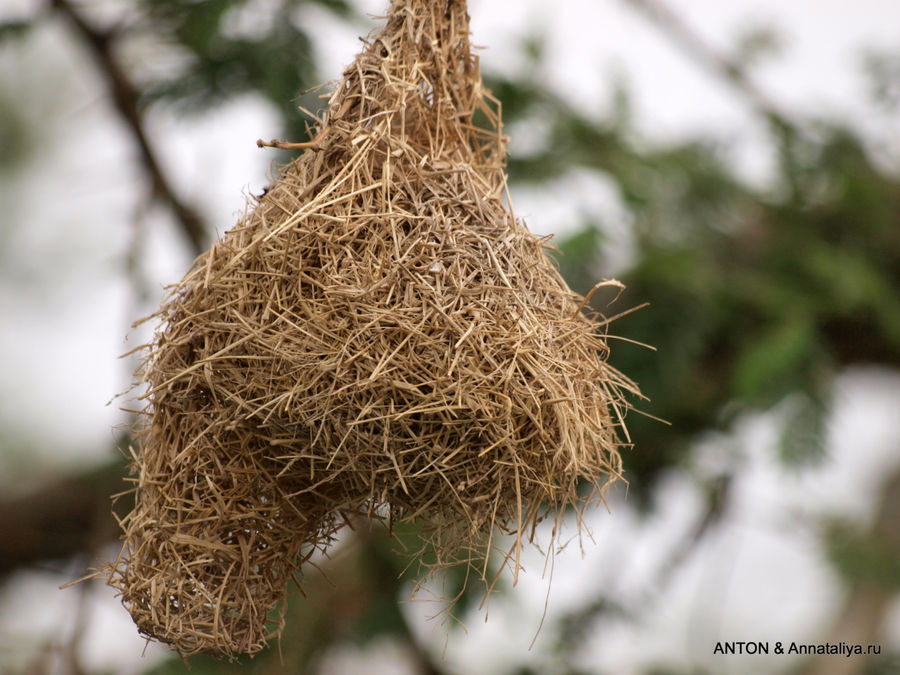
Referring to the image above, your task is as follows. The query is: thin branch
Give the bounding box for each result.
[257,137,324,151]
[0,458,126,577]
[622,0,793,130]
[52,0,207,255]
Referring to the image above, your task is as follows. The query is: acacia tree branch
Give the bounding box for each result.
[0,457,127,577]
[52,0,207,255]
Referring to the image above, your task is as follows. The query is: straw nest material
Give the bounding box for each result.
[106,0,639,658]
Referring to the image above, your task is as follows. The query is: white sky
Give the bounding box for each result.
[0,0,899,672]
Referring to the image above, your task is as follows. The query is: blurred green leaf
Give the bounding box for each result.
[733,23,784,68]
[864,652,900,675]
[824,517,900,590]
[733,318,816,402]
[134,0,360,142]
[0,20,33,43]
[0,93,34,171]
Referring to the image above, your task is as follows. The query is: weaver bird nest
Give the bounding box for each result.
[105,0,640,658]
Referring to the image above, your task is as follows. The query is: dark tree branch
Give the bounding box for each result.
[0,457,127,577]
[52,0,207,256]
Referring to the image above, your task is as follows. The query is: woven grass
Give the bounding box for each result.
[106,0,639,658]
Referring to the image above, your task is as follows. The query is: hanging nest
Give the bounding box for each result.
[105,0,640,659]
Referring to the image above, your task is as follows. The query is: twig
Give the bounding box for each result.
[257,138,324,151]
[257,121,334,151]
[52,0,207,255]
[0,458,126,576]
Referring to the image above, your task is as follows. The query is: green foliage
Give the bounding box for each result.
[373,519,499,619]
[19,2,899,670]
[0,92,34,172]
[732,23,784,69]
[0,19,33,42]
[865,653,900,675]
[823,517,900,590]
[502,71,900,488]
[135,0,355,141]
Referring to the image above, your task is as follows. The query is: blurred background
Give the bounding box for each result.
[0,0,898,673]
